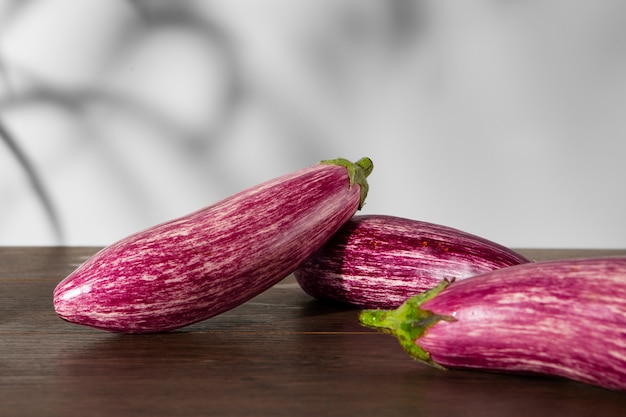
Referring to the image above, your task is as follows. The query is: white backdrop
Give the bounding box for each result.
[1,0,625,248]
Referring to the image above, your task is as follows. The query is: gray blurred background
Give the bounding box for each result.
[1,0,625,248]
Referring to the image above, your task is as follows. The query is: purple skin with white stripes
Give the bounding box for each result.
[294,214,530,308]
[53,157,373,333]
[359,257,626,391]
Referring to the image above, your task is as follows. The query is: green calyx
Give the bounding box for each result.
[358,279,456,368]
[320,157,373,209]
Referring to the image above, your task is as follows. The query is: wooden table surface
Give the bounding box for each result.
[2,247,626,417]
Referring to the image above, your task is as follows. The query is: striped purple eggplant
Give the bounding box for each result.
[53,157,373,333]
[294,214,530,308]
[359,257,626,391]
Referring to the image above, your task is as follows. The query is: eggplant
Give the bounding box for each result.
[53,157,373,333]
[294,214,530,308]
[359,257,626,391]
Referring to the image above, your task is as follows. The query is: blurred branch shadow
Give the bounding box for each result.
[0,118,64,243]
[0,0,248,245]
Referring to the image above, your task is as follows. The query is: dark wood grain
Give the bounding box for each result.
[2,247,626,417]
